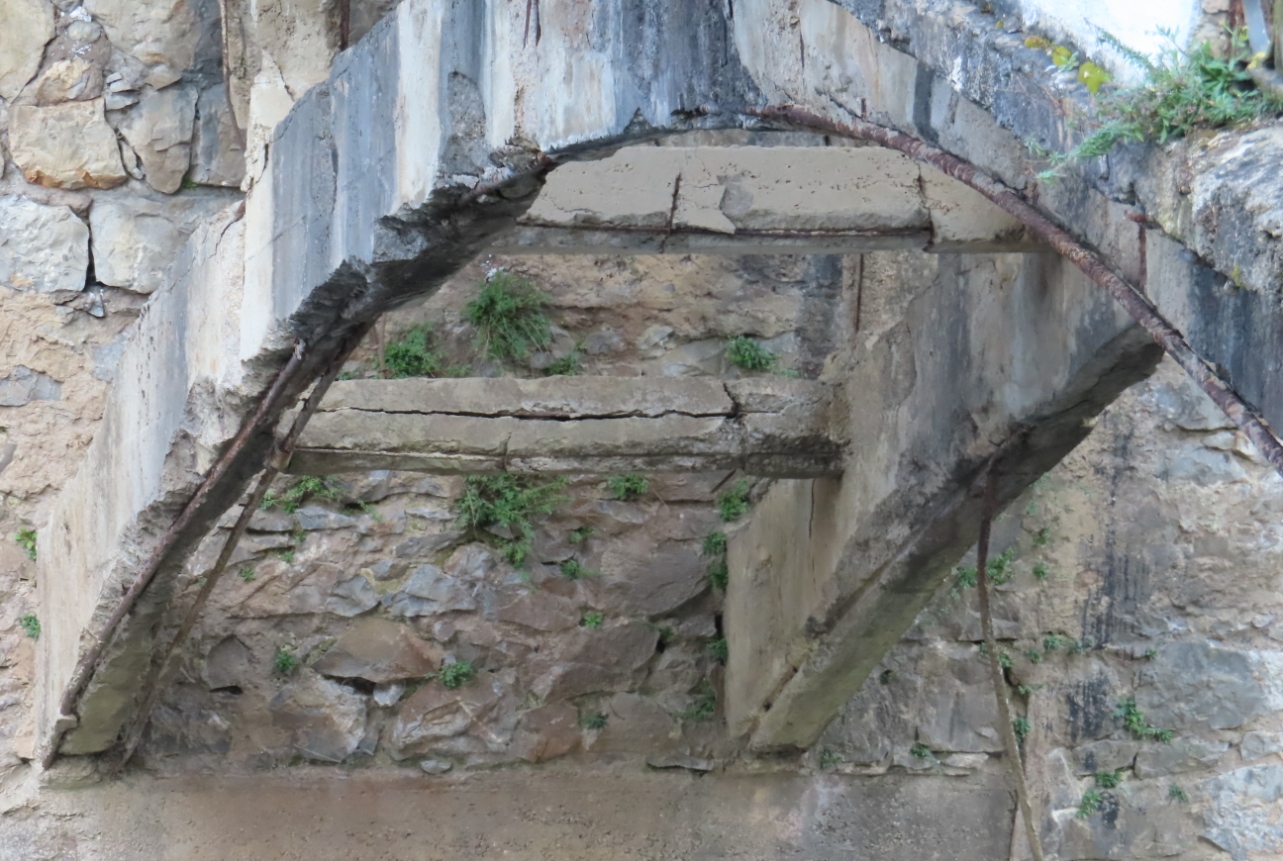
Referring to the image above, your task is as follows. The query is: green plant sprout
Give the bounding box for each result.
[706,638,728,663]
[456,473,568,566]
[273,647,298,675]
[19,614,40,640]
[464,270,552,364]
[384,323,444,378]
[581,611,604,629]
[607,473,649,502]
[15,527,36,561]
[718,479,752,521]
[725,335,778,372]
[580,711,607,730]
[439,661,475,689]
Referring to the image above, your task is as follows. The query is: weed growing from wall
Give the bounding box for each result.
[1013,716,1031,743]
[456,473,568,566]
[1114,696,1174,743]
[718,479,752,521]
[544,348,583,376]
[559,559,594,580]
[464,271,552,364]
[579,711,608,730]
[606,473,648,501]
[706,638,728,664]
[725,335,777,372]
[439,661,475,689]
[14,528,36,561]
[19,614,39,640]
[1034,29,1283,175]
[1077,789,1104,819]
[703,531,729,591]
[680,680,717,722]
[581,611,604,629]
[273,647,298,675]
[238,567,256,582]
[383,324,444,378]
[262,476,343,514]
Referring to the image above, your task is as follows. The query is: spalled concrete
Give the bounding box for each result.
[288,376,844,477]
[36,0,1283,774]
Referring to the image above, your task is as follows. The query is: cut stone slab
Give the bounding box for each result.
[117,86,198,194]
[313,618,444,684]
[8,101,127,190]
[28,57,103,105]
[290,376,843,477]
[0,0,53,100]
[0,196,89,295]
[89,198,184,294]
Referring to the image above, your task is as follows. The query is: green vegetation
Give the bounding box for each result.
[818,748,842,770]
[15,528,36,561]
[1013,716,1031,743]
[1094,770,1124,789]
[19,614,40,640]
[1022,649,1044,664]
[909,742,935,760]
[680,680,717,722]
[607,473,649,502]
[1168,783,1189,803]
[456,473,568,566]
[706,638,728,664]
[384,323,444,378]
[580,711,608,730]
[262,476,343,513]
[439,661,475,689]
[1033,561,1051,581]
[1077,788,1104,819]
[1114,696,1174,743]
[238,567,256,582]
[559,559,594,580]
[718,479,752,522]
[581,611,604,629]
[1037,29,1283,175]
[1043,635,1068,652]
[544,349,583,377]
[724,335,778,372]
[273,647,298,675]
[1142,647,1159,660]
[278,549,296,564]
[568,526,594,545]
[464,271,552,364]
[704,530,729,591]
[1068,636,1097,655]
[1033,526,1051,547]
[954,547,1017,591]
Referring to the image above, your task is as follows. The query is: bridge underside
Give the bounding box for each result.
[34,0,1272,769]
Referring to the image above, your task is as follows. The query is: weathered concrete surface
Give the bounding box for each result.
[0,767,1015,860]
[725,250,1164,749]
[289,376,844,476]
[38,0,765,763]
[38,0,1283,769]
[495,142,1032,255]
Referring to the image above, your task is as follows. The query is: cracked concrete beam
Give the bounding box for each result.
[287,376,844,477]
[492,145,1035,255]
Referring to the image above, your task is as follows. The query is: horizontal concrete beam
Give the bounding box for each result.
[491,145,1035,255]
[288,376,844,477]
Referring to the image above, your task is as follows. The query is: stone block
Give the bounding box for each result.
[83,0,201,79]
[1136,642,1283,732]
[0,0,53,100]
[494,587,580,632]
[28,58,103,105]
[191,84,246,188]
[9,101,126,190]
[0,196,89,295]
[383,564,477,618]
[512,702,581,763]
[270,673,368,763]
[117,86,199,194]
[324,575,380,617]
[313,618,443,684]
[202,636,253,691]
[388,676,503,759]
[1202,764,1283,860]
[0,367,62,406]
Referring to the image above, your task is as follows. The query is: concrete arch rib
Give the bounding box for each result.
[34,0,1276,766]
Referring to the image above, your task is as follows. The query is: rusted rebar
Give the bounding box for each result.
[975,477,1046,861]
[748,105,1283,481]
[41,341,310,770]
[111,336,360,771]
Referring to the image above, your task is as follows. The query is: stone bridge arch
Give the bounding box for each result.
[35,0,1283,769]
